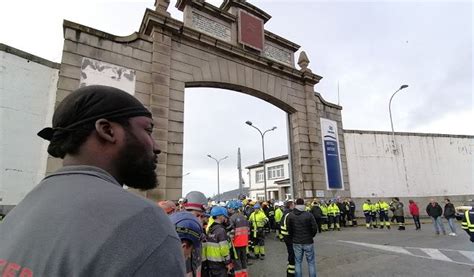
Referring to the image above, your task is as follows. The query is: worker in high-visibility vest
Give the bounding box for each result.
[327,199,341,231]
[371,201,379,228]
[203,206,233,276]
[461,206,474,243]
[377,200,391,229]
[320,200,329,231]
[274,202,284,240]
[280,200,295,277]
[227,200,249,277]
[362,199,373,229]
[249,203,268,260]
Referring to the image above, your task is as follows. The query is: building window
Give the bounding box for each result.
[268,165,284,180]
[256,170,264,183]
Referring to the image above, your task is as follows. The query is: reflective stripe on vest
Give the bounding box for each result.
[287,264,295,274]
[275,208,283,223]
[233,226,249,247]
[280,213,290,236]
[204,241,230,263]
[250,211,267,228]
[462,210,474,232]
[379,202,389,211]
[328,204,340,216]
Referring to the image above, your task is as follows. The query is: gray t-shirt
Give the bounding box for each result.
[0,166,185,276]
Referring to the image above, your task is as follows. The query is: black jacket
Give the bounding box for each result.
[443,203,455,218]
[426,203,443,218]
[336,202,346,214]
[281,208,293,243]
[310,205,322,219]
[288,208,317,244]
[349,201,356,214]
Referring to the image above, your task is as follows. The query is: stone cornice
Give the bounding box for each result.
[139,8,182,35]
[220,0,271,23]
[314,92,342,110]
[264,30,300,52]
[140,9,322,86]
[177,0,236,22]
[0,43,60,69]
[63,20,152,43]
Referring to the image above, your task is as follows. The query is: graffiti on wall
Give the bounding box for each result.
[80,57,136,95]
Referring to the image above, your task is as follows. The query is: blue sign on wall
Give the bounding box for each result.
[321,118,344,190]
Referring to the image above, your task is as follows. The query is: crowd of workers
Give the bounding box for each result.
[160,192,474,277]
[0,85,472,277]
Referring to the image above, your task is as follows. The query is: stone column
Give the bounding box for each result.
[147,27,180,201]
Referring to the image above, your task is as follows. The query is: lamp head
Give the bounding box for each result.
[271,126,277,131]
[245,121,253,126]
[207,154,212,158]
[400,85,408,90]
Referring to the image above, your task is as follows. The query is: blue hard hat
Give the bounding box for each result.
[210,206,228,217]
[169,212,203,248]
[254,203,261,209]
[227,200,242,210]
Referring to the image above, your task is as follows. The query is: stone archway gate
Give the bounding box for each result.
[50,0,350,201]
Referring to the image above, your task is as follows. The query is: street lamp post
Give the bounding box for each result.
[182,172,191,177]
[389,85,409,153]
[207,155,228,202]
[245,121,277,201]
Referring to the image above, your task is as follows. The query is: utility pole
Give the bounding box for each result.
[237,148,244,196]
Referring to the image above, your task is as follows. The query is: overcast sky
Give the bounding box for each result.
[1,0,472,197]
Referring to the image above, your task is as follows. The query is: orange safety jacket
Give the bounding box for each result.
[229,213,249,247]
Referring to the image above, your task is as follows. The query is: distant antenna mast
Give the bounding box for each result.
[337,81,340,106]
[238,148,244,196]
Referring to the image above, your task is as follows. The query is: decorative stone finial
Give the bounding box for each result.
[155,0,171,16]
[298,51,311,73]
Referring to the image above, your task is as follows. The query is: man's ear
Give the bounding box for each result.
[95,119,116,143]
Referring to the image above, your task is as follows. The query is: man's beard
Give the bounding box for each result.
[115,129,158,190]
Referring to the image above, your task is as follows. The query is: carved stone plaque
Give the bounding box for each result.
[192,12,231,42]
[263,43,292,66]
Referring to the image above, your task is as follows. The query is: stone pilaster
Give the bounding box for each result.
[148,27,181,201]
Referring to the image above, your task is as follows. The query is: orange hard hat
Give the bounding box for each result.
[158,200,176,215]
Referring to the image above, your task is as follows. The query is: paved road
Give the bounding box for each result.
[248,222,473,277]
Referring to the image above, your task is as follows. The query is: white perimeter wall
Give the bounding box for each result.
[344,131,474,198]
[0,50,58,205]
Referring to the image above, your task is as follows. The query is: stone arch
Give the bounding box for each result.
[185,82,297,114]
[51,0,351,201]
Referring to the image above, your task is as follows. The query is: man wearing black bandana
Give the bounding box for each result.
[0,85,186,276]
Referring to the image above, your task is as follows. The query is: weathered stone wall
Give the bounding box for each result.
[48,21,154,174]
[49,2,349,201]
[314,93,350,199]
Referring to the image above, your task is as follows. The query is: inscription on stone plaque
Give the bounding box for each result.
[263,43,292,66]
[192,12,231,42]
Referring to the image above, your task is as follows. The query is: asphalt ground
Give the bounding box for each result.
[248,221,473,277]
